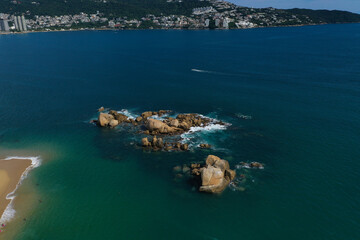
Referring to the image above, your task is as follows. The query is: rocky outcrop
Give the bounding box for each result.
[96,109,224,137]
[97,110,129,128]
[169,119,179,128]
[98,113,115,127]
[141,137,189,151]
[141,111,154,119]
[145,118,182,135]
[108,110,128,123]
[191,155,236,193]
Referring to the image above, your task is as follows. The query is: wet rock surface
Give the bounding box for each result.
[187,155,236,193]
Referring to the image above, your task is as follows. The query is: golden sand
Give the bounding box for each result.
[0,159,32,221]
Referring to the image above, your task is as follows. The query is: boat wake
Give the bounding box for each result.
[191,68,215,74]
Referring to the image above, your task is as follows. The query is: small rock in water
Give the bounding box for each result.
[199,143,211,149]
[173,166,182,172]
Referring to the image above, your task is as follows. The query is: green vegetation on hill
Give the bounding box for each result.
[0,0,210,17]
[1,0,360,30]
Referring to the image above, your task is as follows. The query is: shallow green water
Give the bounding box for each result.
[0,24,360,239]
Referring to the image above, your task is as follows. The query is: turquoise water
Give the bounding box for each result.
[0,24,360,239]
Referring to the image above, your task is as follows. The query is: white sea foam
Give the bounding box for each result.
[0,156,41,224]
[180,114,231,147]
[117,109,138,120]
[150,113,170,121]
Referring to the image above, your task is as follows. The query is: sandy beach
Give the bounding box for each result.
[0,158,33,222]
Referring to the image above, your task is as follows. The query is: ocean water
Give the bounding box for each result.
[0,24,360,240]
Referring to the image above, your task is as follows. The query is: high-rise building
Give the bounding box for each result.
[14,16,19,30]
[14,16,27,31]
[15,16,22,31]
[21,15,27,31]
[0,19,10,32]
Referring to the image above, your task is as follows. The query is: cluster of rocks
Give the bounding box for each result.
[141,136,189,151]
[92,108,257,194]
[95,108,170,128]
[93,108,221,151]
[190,155,236,193]
[95,108,224,135]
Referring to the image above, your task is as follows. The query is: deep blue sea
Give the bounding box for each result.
[0,24,360,240]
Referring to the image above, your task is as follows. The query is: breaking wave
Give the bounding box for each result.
[0,156,42,224]
[180,114,231,148]
[117,109,138,120]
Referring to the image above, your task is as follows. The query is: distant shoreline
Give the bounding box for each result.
[1,22,358,35]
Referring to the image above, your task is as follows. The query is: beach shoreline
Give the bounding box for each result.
[0,157,41,225]
[1,22,358,36]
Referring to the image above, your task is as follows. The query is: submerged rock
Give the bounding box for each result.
[237,161,264,169]
[250,162,264,169]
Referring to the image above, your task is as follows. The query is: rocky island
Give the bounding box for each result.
[93,108,224,151]
[92,108,262,194]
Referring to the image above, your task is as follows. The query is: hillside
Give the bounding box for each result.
[1,0,359,30]
[0,0,210,17]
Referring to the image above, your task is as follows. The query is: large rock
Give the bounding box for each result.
[109,119,119,128]
[98,113,114,127]
[145,118,180,134]
[179,121,191,130]
[200,166,229,193]
[205,155,221,166]
[169,119,179,128]
[141,111,154,119]
[198,155,235,193]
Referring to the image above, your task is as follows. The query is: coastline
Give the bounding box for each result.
[0,22,358,35]
[0,157,41,226]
